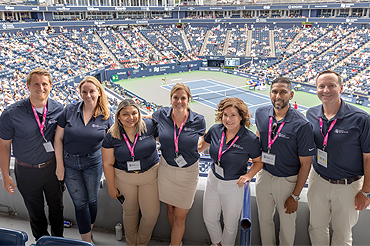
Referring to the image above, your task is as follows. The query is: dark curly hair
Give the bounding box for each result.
[215,97,251,128]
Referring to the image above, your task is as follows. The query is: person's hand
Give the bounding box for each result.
[355,191,370,210]
[284,196,298,214]
[236,174,251,188]
[56,165,65,181]
[109,188,119,200]
[2,175,16,195]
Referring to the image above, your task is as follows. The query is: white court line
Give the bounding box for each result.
[171,78,183,81]
[248,102,271,108]
[204,78,272,100]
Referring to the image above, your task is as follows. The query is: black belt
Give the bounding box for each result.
[15,157,55,169]
[319,174,362,185]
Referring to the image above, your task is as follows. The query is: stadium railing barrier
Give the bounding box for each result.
[240,181,252,246]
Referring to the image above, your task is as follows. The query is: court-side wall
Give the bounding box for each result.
[1,159,370,245]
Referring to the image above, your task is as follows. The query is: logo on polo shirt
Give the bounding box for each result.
[334,129,348,134]
[48,120,57,124]
[183,127,194,131]
[277,133,289,139]
[233,144,243,150]
[92,124,103,128]
[139,136,149,141]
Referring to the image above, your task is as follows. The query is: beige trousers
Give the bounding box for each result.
[255,169,298,246]
[114,163,160,246]
[307,168,363,246]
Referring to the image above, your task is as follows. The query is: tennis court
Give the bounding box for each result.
[117,71,370,129]
[161,78,309,124]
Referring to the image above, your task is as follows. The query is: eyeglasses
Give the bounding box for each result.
[271,123,277,139]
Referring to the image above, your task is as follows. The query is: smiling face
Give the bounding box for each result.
[170,89,189,114]
[27,74,52,105]
[222,106,242,132]
[270,82,293,110]
[118,106,139,130]
[80,81,101,108]
[316,73,343,107]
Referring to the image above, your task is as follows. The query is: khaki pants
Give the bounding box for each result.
[255,169,298,246]
[115,163,160,246]
[307,168,363,246]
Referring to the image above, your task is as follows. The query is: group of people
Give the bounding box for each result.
[0,68,369,246]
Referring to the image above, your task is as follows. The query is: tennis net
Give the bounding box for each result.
[192,87,249,101]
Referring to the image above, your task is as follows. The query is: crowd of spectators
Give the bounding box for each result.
[2,23,370,116]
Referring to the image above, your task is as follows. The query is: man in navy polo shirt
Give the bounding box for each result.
[255,77,315,246]
[306,70,370,246]
[0,68,64,240]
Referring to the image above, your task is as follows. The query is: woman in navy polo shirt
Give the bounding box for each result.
[198,97,263,246]
[54,76,113,242]
[102,99,160,246]
[150,83,206,246]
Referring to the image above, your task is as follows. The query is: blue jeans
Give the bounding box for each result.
[64,149,103,234]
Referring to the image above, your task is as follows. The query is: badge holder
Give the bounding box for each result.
[174,153,187,167]
[317,148,328,168]
[127,157,141,171]
[43,141,54,152]
[262,149,275,165]
[215,162,224,178]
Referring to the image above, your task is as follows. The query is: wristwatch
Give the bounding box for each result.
[291,193,300,201]
[360,190,370,199]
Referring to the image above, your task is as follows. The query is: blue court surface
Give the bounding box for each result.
[161,78,308,124]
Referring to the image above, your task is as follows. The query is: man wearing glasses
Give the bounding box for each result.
[306,70,370,245]
[254,77,315,246]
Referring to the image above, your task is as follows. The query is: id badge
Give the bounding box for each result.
[262,152,275,165]
[215,164,224,178]
[317,149,328,168]
[43,142,54,152]
[174,154,187,167]
[127,160,141,171]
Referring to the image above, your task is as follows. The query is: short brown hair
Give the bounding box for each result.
[78,76,110,120]
[170,83,192,100]
[215,97,252,128]
[316,70,342,86]
[26,68,53,86]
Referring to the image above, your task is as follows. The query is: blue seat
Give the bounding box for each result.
[0,227,28,246]
[34,236,95,245]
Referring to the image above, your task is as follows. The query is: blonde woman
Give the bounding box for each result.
[102,99,160,246]
[54,76,112,242]
[149,83,206,246]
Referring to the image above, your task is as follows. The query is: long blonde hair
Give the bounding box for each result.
[110,99,147,140]
[78,76,110,120]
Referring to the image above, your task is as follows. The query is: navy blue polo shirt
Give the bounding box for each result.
[102,118,159,171]
[204,124,261,180]
[255,104,315,177]
[306,99,370,180]
[58,101,113,155]
[0,98,63,164]
[152,107,206,168]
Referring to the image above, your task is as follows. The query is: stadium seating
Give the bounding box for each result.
[0,227,28,246]
[32,236,95,245]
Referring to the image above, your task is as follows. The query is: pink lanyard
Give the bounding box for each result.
[319,117,337,151]
[217,131,239,166]
[172,110,188,157]
[267,116,285,153]
[122,133,139,161]
[31,103,48,142]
